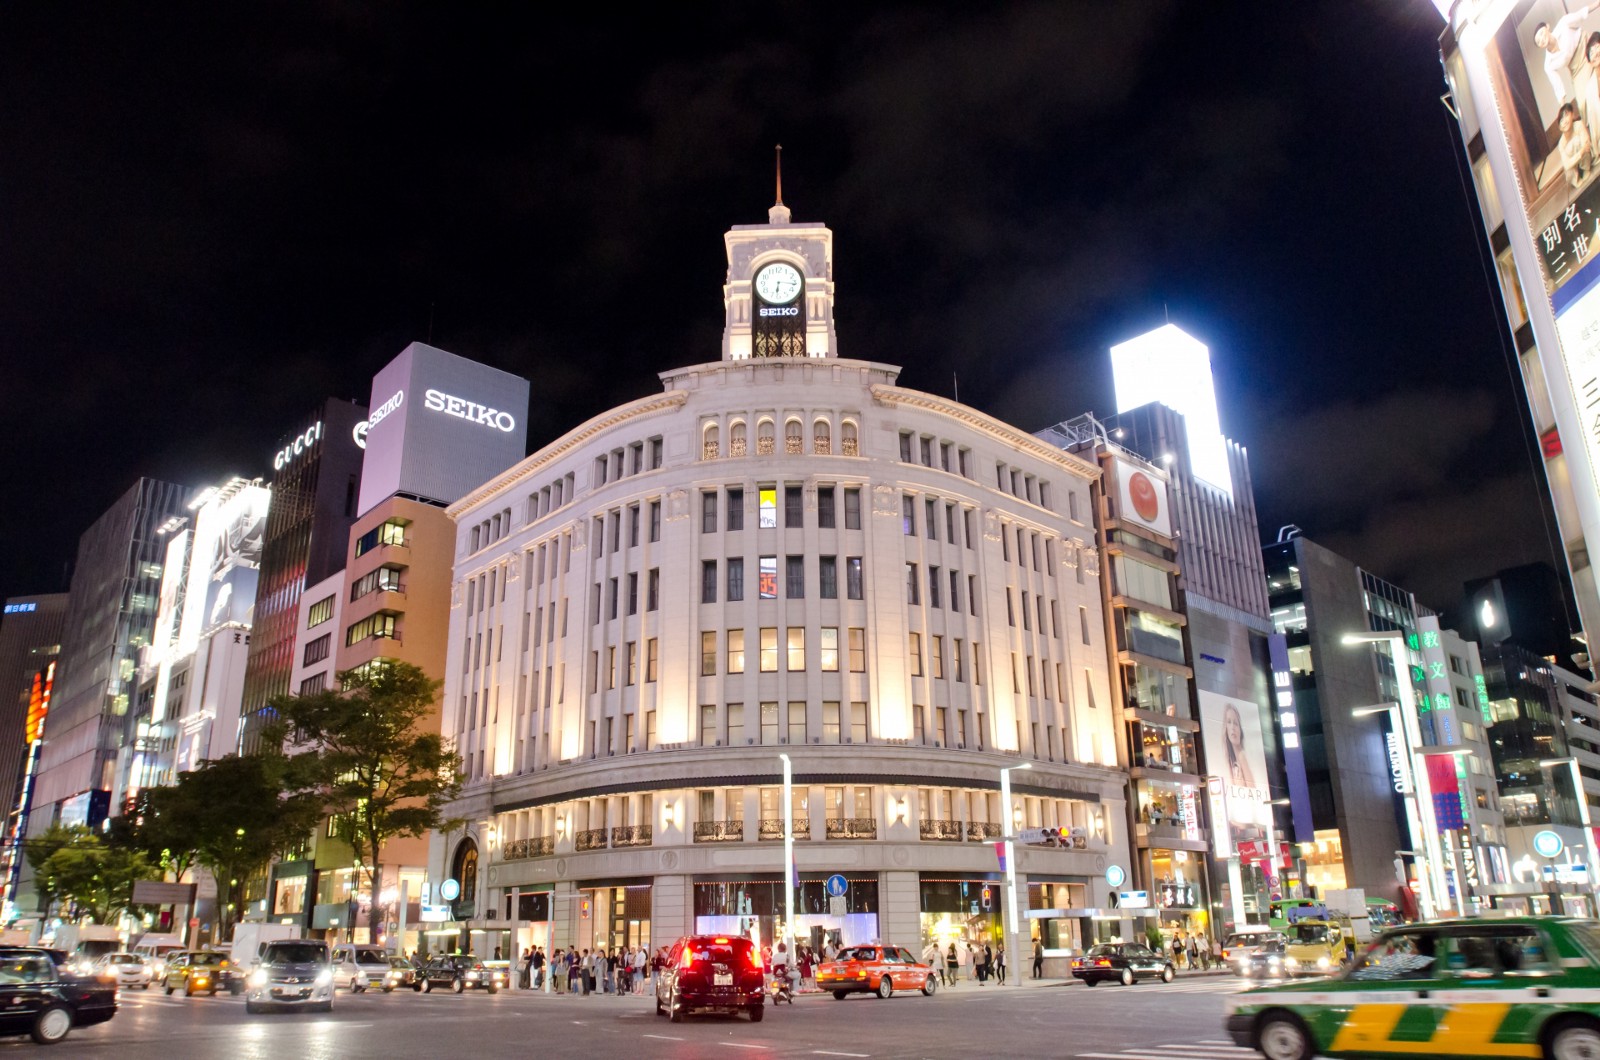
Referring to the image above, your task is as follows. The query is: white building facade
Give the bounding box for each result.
[431,203,1133,965]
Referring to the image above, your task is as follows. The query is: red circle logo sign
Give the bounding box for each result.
[1128,471,1160,522]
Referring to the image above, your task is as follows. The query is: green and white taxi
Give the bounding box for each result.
[1223,916,1600,1060]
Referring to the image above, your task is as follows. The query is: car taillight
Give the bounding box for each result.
[1222,950,1230,959]
[1095,959,1110,967]
[679,949,693,970]
[749,949,761,969]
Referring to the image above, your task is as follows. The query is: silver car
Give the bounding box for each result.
[244,939,334,1014]
[93,952,152,989]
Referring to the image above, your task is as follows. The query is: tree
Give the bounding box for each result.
[108,785,199,883]
[267,661,462,941]
[26,823,155,923]
[136,754,323,938]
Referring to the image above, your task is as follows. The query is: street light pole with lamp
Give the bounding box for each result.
[779,753,795,957]
[1000,762,1030,989]
[1539,756,1597,915]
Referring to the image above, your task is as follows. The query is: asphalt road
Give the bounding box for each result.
[26,974,1257,1060]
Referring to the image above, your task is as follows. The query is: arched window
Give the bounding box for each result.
[730,420,748,457]
[702,423,720,461]
[841,420,859,457]
[813,419,831,455]
[757,420,775,456]
[785,419,803,455]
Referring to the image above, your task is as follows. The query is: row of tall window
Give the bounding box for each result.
[698,627,865,674]
[346,610,398,646]
[906,632,981,683]
[701,485,863,533]
[995,461,1054,511]
[468,507,513,554]
[593,501,662,555]
[702,418,859,460]
[700,555,864,603]
[904,562,978,615]
[526,471,578,526]
[898,431,974,479]
[901,493,978,548]
[354,518,408,558]
[588,638,660,692]
[697,701,870,746]
[593,437,664,486]
[589,569,662,622]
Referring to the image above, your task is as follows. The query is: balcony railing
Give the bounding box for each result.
[758,818,810,841]
[702,441,719,460]
[841,437,858,456]
[965,821,1002,841]
[826,817,877,840]
[611,824,652,848]
[729,438,747,457]
[500,836,554,861]
[920,820,962,842]
[574,828,608,852]
[693,819,745,843]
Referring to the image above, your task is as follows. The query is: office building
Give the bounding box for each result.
[0,595,68,910]
[29,478,190,844]
[1264,532,1506,915]
[432,197,1132,971]
[236,399,367,753]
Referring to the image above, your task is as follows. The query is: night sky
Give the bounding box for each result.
[0,2,1562,626]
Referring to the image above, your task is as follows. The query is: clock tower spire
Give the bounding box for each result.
[720,150,838,360]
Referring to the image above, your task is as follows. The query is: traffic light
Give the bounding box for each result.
[981,886,992,909]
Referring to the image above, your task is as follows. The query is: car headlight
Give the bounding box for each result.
[315,970,333,987]
[466,971,480,979]
[249,970,268,988]
[1285,957,1299,968]
[1316,956,1331,969]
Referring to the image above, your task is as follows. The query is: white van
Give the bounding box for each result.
[330,944,391,992]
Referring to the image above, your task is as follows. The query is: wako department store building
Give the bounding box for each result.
[432,197,1135,963]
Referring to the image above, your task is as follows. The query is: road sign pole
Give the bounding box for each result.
[1001,763,1029,989]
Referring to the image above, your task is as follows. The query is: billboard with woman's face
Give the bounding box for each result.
[1199,691,1272,850]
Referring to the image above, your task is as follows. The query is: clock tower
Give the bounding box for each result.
[720,150,838,360]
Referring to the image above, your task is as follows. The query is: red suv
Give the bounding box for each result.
[655,935,764,1023]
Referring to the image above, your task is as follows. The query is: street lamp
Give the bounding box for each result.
[1344,632,1452,920]
[1000,762,1031,989]
[1539,756,1597,914]
[779,753,795,956]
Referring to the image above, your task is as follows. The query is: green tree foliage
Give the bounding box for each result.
[267,661,461,939]
[26,823,155,923]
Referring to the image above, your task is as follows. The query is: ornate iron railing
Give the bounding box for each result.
[502,835,554,860]
[826,817,877,840]
[920,820,962,842]
[693,819,745,843]
[610,824,652,848]
[965,821,1002,841]
[758,818,810,840]
[575,828,608,852]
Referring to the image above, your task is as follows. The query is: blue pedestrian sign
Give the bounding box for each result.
[825,874,848,898]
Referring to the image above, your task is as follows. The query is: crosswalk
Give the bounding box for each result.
[1077,1039,1258,1060]
[1081,975,1247,995]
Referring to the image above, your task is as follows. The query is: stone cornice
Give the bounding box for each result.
[869,385,1101,483]
[448,391,688,516]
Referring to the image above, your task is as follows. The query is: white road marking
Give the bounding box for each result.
[719,1044,767,1051]
[814,1051,872,1057]
[643,1033,685,1041]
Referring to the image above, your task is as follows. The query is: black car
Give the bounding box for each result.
[1070,943,1176,986]
[413,955,505,993]
[1238,941,1292,981]
[380,956,417,993]
[0,946,117,1044]
[656,935,764,1023]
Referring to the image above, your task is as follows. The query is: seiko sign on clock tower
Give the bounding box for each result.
[720,167,839,361]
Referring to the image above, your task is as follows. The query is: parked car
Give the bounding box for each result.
[244,939,334,1014]
[1225,916,1600,1060]
[379,956,416,992]
[1070,943,1176,986]
[815,944,938,1000]
[163,951,236,996]
[330,945,391,993]
[91,952,152,989]
[0,946,117,1044]
[414,954,505,994]
[655,935,764,1022]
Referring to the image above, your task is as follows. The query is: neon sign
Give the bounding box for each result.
[273,421,323,471]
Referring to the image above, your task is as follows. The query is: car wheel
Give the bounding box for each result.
[1548,1018,1600,1060]
[30,1005,72,1045]
[317,1001,333,1014]
[1161,965,1175,983]
[655,993,664,1016]
[245,1002,262,1015]
[1084,978,1097,987]
[668,988,683,1023]
[452,978,465,994]
[877,976,894,999]
[1258,1013,1314,1060]
[749,1003,764,1022]
[382,984,395,993]
[833,990,848,1000]
[922,975,938,996]
[422,978,433,993]
[487,986,499,995]
[1120,968,1135,987]
[165,983,175,996]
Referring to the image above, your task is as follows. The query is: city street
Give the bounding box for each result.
[31,974,1253,1060]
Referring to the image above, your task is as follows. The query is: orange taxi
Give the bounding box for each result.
[815,944,938,1000]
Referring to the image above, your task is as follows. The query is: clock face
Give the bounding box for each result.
[754,262,803,304]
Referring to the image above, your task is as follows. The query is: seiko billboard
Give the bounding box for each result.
[355,342,531,516]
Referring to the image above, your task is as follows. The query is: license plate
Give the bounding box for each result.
[714,973,733,986]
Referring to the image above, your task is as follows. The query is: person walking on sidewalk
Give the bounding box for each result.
[1187,935,1199,972]
[995,942,1007,984]
[947,942,960,985]
[1032,938,1044,979]
[924,940,946,986]
[1171,931,1185,970]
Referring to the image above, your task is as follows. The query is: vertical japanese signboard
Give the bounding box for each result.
[1267,634,1314,843]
